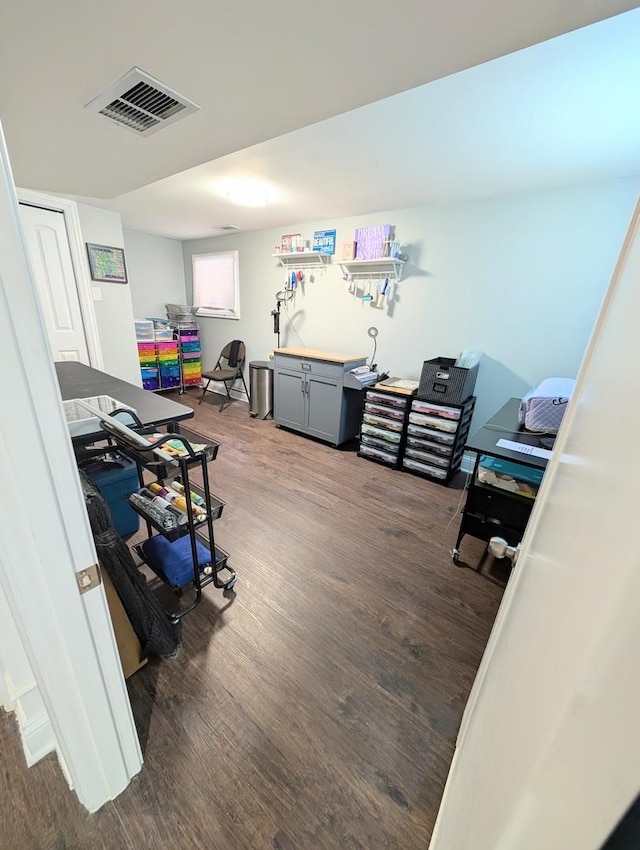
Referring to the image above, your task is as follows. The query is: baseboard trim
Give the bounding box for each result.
[202,382,250,404]
[6,672,56,766]
[19,711,56,766]
[5,671,37,701]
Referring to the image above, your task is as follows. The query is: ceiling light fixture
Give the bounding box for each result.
[223,178,271,207]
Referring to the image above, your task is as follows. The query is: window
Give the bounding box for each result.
[192,250,240,319]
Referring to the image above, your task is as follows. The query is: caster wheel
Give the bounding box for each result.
[451,549,460,565]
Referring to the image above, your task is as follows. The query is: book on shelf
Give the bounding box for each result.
[354,224,393,260]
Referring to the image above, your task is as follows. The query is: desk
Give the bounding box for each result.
[452,398,554,564]
[56,361,194,444]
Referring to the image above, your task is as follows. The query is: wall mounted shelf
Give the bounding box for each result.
[273,251,332,270]
[339,257,406,282]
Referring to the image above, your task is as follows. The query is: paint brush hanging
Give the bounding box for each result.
[375,276,389,307]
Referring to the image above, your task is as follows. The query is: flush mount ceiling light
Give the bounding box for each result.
[219,178,272,207]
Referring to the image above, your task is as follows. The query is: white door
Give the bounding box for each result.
[19,203,90,363]
[429,197,640,848]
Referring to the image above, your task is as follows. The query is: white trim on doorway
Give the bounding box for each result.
[2,128,141,811]
[16,188,104,371]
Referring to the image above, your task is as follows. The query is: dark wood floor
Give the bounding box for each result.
[1,390,506,849]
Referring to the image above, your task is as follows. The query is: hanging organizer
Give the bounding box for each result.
[273,251,332,271]
[338,257,405,283]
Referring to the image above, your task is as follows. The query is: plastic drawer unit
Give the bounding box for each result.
[401,396,475,484]
[357,386,411,469]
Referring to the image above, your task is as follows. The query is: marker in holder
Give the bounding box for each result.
[130,492,182,531]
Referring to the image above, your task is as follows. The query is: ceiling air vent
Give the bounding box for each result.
[211,225,241,236]
[84,67,200,137]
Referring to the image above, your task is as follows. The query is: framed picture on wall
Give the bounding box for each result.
[280,233,302,253]
[86,243,128,283]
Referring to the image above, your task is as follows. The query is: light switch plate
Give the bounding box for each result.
[92,286,103,301]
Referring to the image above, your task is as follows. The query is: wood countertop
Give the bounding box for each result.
[274,347,366,364]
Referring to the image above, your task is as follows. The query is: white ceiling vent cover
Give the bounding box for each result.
[84,67,200,137]
[209,225,241,236]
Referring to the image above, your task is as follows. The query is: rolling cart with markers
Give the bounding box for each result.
[97,408,236,621]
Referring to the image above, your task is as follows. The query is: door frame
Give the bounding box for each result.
[17,188,103,371]
[1,125,141,811]
[453,196,640,756]
[430,196,640,848]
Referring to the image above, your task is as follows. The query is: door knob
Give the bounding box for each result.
[488,537,521,565]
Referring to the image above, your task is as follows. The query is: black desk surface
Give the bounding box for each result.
[466,397,554,471]
[56,361,194,442]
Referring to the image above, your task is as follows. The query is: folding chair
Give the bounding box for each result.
[199,340,250,412]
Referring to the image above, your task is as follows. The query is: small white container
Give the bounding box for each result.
[134,319,154,341]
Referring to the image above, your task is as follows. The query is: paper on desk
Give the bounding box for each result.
[389,379,419,390]
[496,438,552,460]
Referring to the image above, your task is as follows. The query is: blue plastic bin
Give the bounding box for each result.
[83,453,140,537]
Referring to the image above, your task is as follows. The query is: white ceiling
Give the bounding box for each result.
[1,1,639,239]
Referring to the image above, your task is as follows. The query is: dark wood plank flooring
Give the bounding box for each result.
[1,390,505,849]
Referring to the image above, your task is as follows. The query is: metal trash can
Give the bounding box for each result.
[249,360,273,419]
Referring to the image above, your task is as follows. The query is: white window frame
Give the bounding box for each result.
[192,249,240,319]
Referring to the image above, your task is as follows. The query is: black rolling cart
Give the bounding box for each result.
[451,398,552,565]
[99,411,236,621]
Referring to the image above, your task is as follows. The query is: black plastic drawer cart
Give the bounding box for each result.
[358,387,411,468]
[401,396,475,484]
[357,389,476,483]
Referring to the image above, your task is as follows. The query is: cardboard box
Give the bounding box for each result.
[102,569,148,679]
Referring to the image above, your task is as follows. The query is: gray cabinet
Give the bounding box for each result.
[274,368,306,431]
[273,348,367,446]
[306,373,341,442]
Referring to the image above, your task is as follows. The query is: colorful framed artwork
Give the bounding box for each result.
[280,233,302,253]
[86,243,128,283]
[312,229,336,255]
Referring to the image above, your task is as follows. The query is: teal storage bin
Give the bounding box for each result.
[83,453,140,537]
[478,454,544,486]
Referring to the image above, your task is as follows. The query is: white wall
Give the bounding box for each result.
[429,194,640,850]
[124,229,186,319]
[76,204,140,385]
[182,177,639,427]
